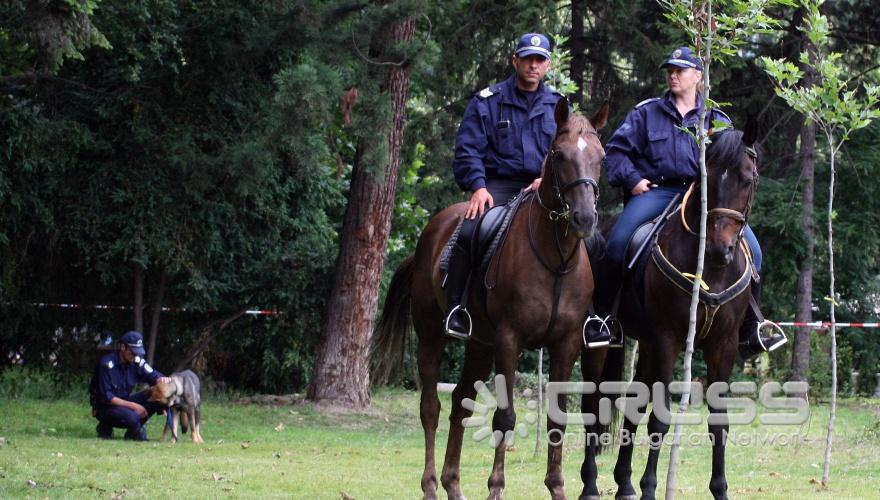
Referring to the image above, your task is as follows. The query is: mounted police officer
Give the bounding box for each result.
[584,46,786,358]
[89,331,170,440]
[443,33,563,339]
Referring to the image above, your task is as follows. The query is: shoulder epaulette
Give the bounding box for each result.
[476,84,501,99]
[635,97,660,109]
[106,360,114,369]
[712,108,732,122]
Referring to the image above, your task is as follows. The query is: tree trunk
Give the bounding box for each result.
[308,13,416,409]
[568,0,587,108]
[146,266,167,365]
[791,119,816,391]
[822,132,839,488]
[790,31,818,395]
[133,264,144,333]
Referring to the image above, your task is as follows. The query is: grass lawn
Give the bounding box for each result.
[1,388,879,499]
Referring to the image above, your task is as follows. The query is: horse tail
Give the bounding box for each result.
[597,343,626,454]
[370,254,415,386]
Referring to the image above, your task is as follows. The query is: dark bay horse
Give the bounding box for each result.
[596,128,760,500]
[372,98,609,500]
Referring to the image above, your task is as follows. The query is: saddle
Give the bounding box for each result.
[439,191,527,311]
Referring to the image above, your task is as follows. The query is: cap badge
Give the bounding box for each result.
[672,49,682,58]
[530,35,541,46]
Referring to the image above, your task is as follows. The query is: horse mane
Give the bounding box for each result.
[706,128,755,170]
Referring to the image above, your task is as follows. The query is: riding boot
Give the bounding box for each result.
[442,241,473,340]
[738,279,787,360]
[583,252,617,349]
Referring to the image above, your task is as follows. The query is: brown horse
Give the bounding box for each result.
[597,128,760,500]
[372,98,609,500]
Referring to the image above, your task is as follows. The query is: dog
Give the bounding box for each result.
[148,370,204,443]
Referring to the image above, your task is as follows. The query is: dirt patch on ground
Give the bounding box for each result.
[232,394,306,405]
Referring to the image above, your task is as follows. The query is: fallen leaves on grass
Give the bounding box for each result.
[341,491,355,500]
[241,442,250,449]
[26,479,36,487]
[212,473,224,481]
[275,422,285,432]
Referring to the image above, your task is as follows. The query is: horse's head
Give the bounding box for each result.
[703,127,758,267]
[540,97,609,239]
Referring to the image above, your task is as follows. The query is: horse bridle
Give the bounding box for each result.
[536,130,601,221]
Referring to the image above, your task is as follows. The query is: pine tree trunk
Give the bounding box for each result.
[791,119,816,391]
[146,267,167,365]
[791,33,818,395]
[308,13,416,409]
[133,264,144,333]
[568,0,587,108]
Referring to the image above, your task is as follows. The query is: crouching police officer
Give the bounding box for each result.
[443,32,563,339]
[89,331,170,440]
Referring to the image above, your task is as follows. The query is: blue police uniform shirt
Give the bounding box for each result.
[93,351,162,405]
[605,91,731,192]
[452,74,562,192]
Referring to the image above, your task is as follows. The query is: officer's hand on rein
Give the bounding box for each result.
[631,179,653,196]
[466,188,493,219]
[525,178,542,193]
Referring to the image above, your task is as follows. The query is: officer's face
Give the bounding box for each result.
[666,67,702,96]
[119,345,135,363]
[511,54,550,91]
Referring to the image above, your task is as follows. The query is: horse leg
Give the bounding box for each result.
[417,334,446,500]
[440,340,494,500]
[704,345,736,500]
[487,334,519,500]
[578,347,609,500]
[544,334,583,500]
[638,341,675,500]
[613,357,646,500]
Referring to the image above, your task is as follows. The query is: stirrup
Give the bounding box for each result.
[582,315,612,349]
[758,319,788,352]
[444,305,472,340]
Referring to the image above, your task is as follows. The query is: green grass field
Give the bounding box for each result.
[1,389,879,499]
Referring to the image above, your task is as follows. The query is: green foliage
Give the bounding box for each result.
[547,34,579,99]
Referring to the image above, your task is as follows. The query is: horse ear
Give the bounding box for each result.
[554,96,570,126]
[590,101,610,131]
[742,114,758,147]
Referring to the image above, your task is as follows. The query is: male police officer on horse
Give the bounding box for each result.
[443,33,563,339]
[89,331,170,440]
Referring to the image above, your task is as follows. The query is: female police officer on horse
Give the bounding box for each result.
[585,46,786,359]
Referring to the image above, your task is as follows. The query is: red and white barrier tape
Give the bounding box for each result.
[776,321,879,329]
[32,302,280,316]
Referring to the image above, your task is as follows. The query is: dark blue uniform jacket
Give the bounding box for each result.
[605,92,731,192]
[452,74,562,192]
[90,352,162,406]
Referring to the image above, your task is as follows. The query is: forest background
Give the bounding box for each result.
[2,0,879,406]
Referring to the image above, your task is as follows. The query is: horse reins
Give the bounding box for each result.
[528,128,602,338]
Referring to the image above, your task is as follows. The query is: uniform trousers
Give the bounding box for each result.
[94,390,165,437]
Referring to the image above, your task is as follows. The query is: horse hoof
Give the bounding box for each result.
[615,496,637,500]
[579,496,600,500]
